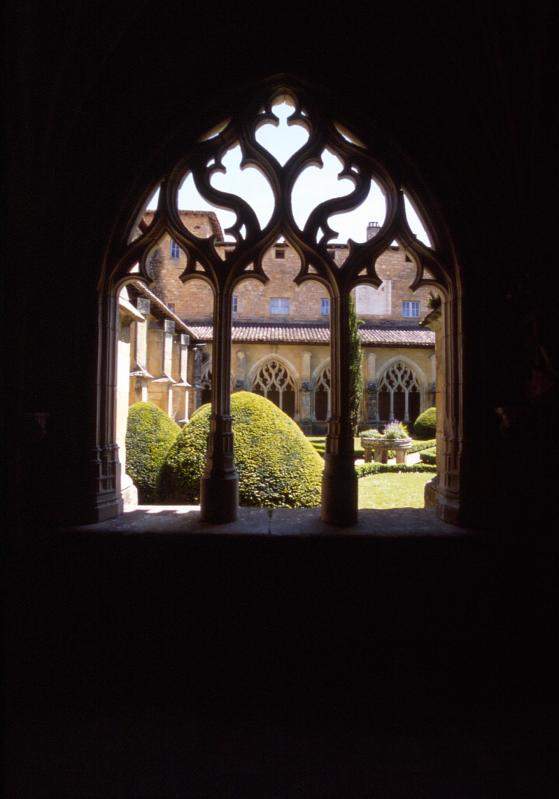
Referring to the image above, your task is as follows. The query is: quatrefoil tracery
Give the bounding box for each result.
[117,84,447,299]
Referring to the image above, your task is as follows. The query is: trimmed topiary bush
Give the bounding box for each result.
[159,391,324,507]
[126,402,180,503]
[419,447,437,464]
[413,406,437,439]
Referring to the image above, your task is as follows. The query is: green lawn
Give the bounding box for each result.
[358,472,432,509]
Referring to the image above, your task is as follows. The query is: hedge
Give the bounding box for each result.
[125,402,180,503]
[420,447,437,464]
[356,461,437,478]
[413,407,437,439]
[159,391,324,507]
[408,438,436,454]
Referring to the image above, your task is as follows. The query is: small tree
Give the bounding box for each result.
[348,294,363,433]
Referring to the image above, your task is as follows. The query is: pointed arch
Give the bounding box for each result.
[250,356,297,418]
[377,357,424,424]
[312,359,331,422]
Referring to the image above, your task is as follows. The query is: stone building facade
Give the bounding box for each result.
[118,211,436,439]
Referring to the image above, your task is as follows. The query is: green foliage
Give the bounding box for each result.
[382,421,410,440]
[413,406,437,439]
[356,461,437,478]
[125,402,180,503]
[420,447,437,464]
[408,438,436,454]
[306,435,364,458]
[360,428,382,439]
[160,391,324,507]
[348,295,364,434]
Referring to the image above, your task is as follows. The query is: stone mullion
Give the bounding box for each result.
[89,290,123,521]
[199,285,239,523]
[438,294,461,522]
[321,289,357,525]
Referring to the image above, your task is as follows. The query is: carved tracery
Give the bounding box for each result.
[314,364,331,422]
[105,77,449,524]
[378,361,421,423]
[252,359,296,417]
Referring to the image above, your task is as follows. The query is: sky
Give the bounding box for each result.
[147,102,431,247]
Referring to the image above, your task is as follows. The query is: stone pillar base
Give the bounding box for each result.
[424,476,438,509]
[321,454,358,526]
[121,474,138,509]
[200,473,239,523]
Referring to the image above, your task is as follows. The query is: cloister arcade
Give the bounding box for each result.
[194,352,431,429]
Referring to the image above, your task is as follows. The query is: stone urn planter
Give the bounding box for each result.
[360,435,413,464]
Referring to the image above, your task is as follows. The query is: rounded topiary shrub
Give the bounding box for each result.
[126,402,180,503]
[413,406,437,439]
[159,391,323,507]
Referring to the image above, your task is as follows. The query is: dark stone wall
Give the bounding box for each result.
[5,3,557,532]
[3,7,559,794]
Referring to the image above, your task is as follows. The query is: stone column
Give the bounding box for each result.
[299,351,312,430]
[116,309,138,508]
[193,345,203,409]
[428,352,437,406]
[366,380,379,423]
[132,297,152,401]
[200,288,239,523]
[173,333,190,424]
[163,320,176,416]
[234,349,247,390]
[322,291,357,525]
[365,352,378,423]
[151,319,176,416]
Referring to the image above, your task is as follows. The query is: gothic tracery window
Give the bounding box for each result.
[378,361,421,423]
[252,359,296,417]
[200,359,212,406]
[109,78,449,524]
[314,364,331,422]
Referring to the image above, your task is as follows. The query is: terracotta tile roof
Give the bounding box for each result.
[186,322,434,347]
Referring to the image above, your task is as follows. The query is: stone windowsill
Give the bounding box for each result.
[67,506,471,538]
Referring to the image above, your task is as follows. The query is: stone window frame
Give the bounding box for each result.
[96,75,463,526]
[274,246,285,259]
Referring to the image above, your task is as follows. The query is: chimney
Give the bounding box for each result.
[367,221,380,240]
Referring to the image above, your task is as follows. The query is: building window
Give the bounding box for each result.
[275,247,285,259]
[402,301,420,318]
[170,240,180,259]
[269,297,290,315]
[320,298,330,316]
[232,295,238,314]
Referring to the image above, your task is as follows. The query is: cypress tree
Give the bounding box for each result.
[348,294,363,433]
